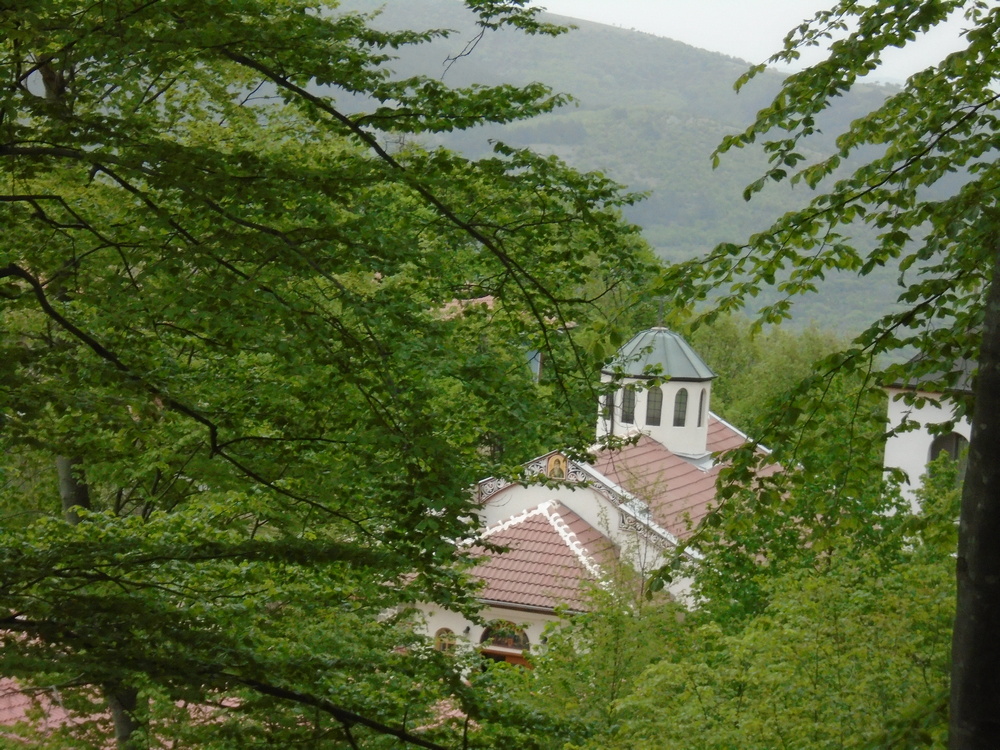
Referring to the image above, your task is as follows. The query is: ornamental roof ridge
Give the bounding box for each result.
[539,502,604,580]
[479,500,553,538]
[571,460,689,554]
[476,449,600,503]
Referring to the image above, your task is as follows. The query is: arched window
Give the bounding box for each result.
[698,388,707,427]
[646,387,663,426]
[621,387,636,423]
[434,628,456,653]
[480,620,531,667]
[526,349,543,381]
[673,388,688,427]
[929,431,969,483]
[601,391,614,419]
[929,432,968,462]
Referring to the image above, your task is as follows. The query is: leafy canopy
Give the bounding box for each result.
[659,0,996,397]
[652,2,997,745]
[0,0,652,745]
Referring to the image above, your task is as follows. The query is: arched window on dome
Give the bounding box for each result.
[601,391,614,419]
[526,349,543,382]
[600,391,616,434]
[698,388,706,427]
[646,386,663,426]
[673,388,688,427]
[622,387,636,423]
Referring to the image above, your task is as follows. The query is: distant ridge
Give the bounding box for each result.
[340,0,902,330]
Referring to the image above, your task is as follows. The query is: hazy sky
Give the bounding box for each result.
[533,0,969,83]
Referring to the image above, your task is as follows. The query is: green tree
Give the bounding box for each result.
[685,314,844,428]
[616,459,959,750]
[468,573,692,749]
[528,585,689,744]
[0,1,648,746]
[655,3,998,744]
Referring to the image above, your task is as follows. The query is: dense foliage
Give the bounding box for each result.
[686,315,844,428]
[496,456,958,750]
[651,1,998,744]
[614,462,958,750]
[0,1,653,746]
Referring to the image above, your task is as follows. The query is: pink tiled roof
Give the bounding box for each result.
[0,678,76,743]
[469,501,612,612]
[592,414,751,539]
[0,677,233,747]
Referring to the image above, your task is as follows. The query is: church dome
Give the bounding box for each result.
[603,328,715,382]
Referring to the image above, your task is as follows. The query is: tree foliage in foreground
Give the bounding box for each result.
[614,460,958,750]
[689,325,902,625]
[0,1,651,746]
[652,2,998,744]
[496,459,957,750]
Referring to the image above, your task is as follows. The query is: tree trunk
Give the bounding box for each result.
[56,456,144,748]
[105,685,143,750]
[949,239,1000,748]
[56,455,90,524]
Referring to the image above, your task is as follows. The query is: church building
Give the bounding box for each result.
[421,328,756,664]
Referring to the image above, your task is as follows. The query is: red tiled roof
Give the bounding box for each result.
[469,501,612,612]
[592,414,750,539]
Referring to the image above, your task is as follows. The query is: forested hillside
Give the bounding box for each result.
[345,0,904,330]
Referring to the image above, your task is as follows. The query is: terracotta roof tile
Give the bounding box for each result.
[0,678,76,742]
[592,413,754,539]
[469,501,611,612]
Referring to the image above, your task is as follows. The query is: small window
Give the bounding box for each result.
[646,387,663,426]
[698,388,706,427]
[622,388,636,423]
[673,388,688,427]
[434,628,456,653]
[526,349,543,382]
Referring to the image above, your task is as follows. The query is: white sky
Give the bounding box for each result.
[533,0,970,83]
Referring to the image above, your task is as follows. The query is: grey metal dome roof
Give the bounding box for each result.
[603,328,715,381]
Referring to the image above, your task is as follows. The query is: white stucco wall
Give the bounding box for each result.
[479,483,569,527]
[419,603,556,659]
[884,387,971,508]
[597,376,712,456]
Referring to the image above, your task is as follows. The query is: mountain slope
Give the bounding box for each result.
[340,0,902,330]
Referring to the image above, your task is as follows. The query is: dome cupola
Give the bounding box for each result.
[597,328,715,455]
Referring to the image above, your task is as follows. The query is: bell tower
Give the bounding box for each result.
[597,328,716,456]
